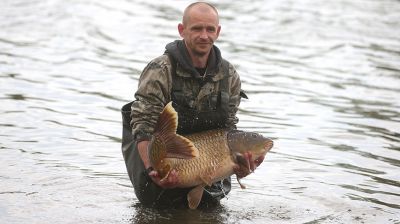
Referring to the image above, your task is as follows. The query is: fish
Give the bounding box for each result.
[148,102,274,209]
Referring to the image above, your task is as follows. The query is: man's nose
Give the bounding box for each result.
[199,29,208,39]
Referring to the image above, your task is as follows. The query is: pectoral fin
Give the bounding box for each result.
[187,185,204,209]
[164,134,199,159]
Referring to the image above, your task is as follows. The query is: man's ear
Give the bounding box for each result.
[178,23,185,38]
[216,25,221,38]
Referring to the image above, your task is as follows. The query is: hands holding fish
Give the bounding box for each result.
[233,152,265,178]
[137,140,180,189]
[146,151,264,188]
[138,139,266,189]
[148,169,180,189]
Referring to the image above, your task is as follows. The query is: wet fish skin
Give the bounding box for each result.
[148,102,273,209]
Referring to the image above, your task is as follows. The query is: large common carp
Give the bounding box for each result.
[148,102,273,209]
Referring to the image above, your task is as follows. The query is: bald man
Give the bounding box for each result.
[122,2,263,208]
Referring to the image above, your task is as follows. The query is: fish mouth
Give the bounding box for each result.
[264,140,274,152]
[264,140,274,151]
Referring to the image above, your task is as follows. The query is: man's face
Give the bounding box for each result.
[179,9,221,57]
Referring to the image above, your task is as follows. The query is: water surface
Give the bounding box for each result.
[1,0,399,223]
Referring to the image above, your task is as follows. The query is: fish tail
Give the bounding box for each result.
[149,102,199,167]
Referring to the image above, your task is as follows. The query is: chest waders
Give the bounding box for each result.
[121,55,232,208]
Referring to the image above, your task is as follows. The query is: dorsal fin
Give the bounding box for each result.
[152,102,199,159]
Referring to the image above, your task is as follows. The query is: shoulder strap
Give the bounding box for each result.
[219,59,230,92]
[217,59,230,112]
[165,53,187,107]
[165,53,183,92]
[165,53,176,77]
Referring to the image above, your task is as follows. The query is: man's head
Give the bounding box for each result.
[178,2,221,58]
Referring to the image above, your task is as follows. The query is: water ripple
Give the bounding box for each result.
[1,0,400,223]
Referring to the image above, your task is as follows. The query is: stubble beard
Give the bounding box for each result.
[192,43,212,57]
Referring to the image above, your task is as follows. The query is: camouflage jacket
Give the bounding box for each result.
[130,40,242,141]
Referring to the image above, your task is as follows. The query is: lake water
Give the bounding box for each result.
[1,0,399,223]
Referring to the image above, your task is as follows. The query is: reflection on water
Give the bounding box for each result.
[1,0,399,223]
[131,203,228,224]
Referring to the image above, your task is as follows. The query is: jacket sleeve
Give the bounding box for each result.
[130,56,172,141]
[226,63,242,130]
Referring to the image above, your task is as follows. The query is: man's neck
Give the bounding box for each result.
[188,51,209,68]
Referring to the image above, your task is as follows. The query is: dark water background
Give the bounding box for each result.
[1,0,399,223]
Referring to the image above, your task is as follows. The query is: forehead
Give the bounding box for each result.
[185,5,219,26]
[186,15,218,29]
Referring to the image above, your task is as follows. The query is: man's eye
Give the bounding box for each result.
[207,27,216,32]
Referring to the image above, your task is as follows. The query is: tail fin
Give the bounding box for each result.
[151,102,199,160]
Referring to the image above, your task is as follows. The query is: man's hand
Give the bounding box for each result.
[148,169,180,189]
[233,152,265,178]
[137,140,180,189]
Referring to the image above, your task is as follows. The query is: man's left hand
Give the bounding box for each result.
[233,152,265,178]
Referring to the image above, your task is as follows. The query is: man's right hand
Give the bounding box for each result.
[148,169,180,189]
[137,140,180,189]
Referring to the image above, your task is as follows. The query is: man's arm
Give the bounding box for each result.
[130,58,171,141]
[131,56,179,188]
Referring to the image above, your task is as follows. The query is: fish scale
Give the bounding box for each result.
[168,129,232,186]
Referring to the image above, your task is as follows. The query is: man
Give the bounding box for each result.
[121,2,264,208]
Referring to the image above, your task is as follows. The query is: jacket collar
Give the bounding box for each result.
[165,40,226,81]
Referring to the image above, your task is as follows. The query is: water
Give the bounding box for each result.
[1,0,399,223]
